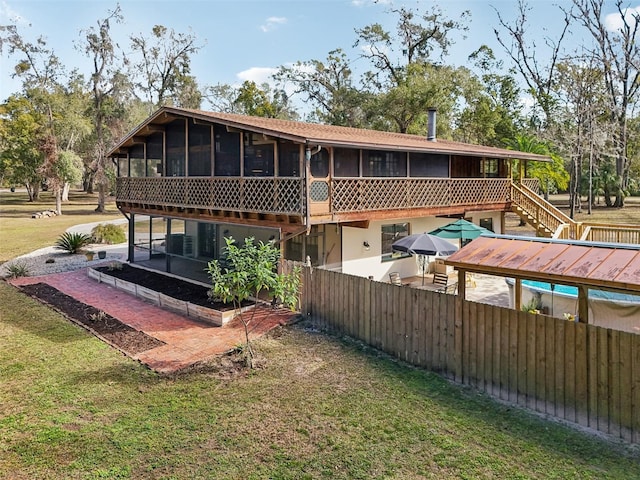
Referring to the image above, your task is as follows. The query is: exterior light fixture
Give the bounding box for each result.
[363,241,370,250]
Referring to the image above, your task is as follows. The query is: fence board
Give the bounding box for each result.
[619,332,633,441]
[508,310,519,403]
[598,328,610,434]
[500,307,510,400]
[517,311,527,406]
[587,325,599,429]
[526,313,537,410]
[632,334,640,443]
[467,301,477,387]
[554,320,566,419]
[536,315,547,413]
[432,292,442,372]
[484,308,497,395]
[564,321,576,423]
[456,296,465,383]
[610,329,621,439]
[575,322,589,428]
[545,316,556,415]
[476,303,486,391]
[448,293,462,376]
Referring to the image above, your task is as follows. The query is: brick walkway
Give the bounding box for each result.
[9,268,295,373]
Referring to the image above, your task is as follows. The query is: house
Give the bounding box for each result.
[108,106,550,284]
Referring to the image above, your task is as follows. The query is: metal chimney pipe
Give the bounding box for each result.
[427,107,437,142]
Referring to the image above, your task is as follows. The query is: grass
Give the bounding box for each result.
[2,190,640,477]
[1,282,640,479]
[0,189,121,263]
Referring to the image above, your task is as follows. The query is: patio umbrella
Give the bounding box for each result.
[428,219,491,245]
[392,233,458,285]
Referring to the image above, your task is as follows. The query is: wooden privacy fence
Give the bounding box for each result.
[289,263,640,444]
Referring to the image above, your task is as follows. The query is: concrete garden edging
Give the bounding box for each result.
[87,266,251,326]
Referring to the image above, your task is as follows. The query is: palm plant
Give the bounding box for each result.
[54,232,92,254]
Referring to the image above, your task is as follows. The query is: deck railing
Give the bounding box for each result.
[330,178,511,213]
[116,177,305,215]
[580,224,640,244]
[117,176,513,217]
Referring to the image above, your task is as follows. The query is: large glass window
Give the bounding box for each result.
[334,148,359,177]
[381,222,411,262]
[117,157,129,177]
[409,152,449,177]
[244,133,274,176]
[278,141,300,176]
[310,148,329,177]
[362,150,407,177]
[214,124,240,176]
[129,144,145,177]
[188,123,212,176]
[166,120,186,176]
[481,158,499,177]
[146,133,163,177]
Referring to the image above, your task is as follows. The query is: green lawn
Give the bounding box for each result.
[2,191,640,478]
[0,190,121,263]
[1,281,639,479]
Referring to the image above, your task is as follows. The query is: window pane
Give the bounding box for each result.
[381,222,411,262]
[244,133,274,176]
[409,152,449,177]
[334,148,359,177]
[214,124,240,176]
[147,133,163,176]
[278,141,300,176]
[363,150,406,177]
[166,120,186,176]
[310,148,329,177]
[129,144,145,177]
[188,123,212,176]
[118,158,129,177]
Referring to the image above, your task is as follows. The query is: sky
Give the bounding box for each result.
[0,0,635,108]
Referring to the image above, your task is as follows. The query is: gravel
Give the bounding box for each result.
[2,244,127,278]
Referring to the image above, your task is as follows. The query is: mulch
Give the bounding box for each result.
[20,282,165,355]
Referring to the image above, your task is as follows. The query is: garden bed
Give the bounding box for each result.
[88,263,251,326]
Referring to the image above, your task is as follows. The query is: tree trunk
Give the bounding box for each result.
[62,182,70,202]
[55,187,62,215]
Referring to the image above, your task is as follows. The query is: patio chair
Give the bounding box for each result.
[389,272,403,286]
[433,272,457,294]
[433,272,449,288]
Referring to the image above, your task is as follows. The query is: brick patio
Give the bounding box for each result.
[9,268,295,373]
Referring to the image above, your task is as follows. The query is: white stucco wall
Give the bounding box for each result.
[339,212,503,282]
[341,216,456,282]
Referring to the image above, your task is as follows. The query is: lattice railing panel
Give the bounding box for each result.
[521,178,540,194]
[450,179,509,206]
[117,177,510,217]
[117,177,304,215]
[331,178,510,213]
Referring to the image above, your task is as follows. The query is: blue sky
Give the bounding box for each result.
[0,0,630,107]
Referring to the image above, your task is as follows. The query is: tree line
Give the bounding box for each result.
[1,0,638,217]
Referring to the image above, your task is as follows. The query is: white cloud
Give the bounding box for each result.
[260,16,287,33]
[0,1,29,25]
[237,66,279,86]
[604,5,640,32]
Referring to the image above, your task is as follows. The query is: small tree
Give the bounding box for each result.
[207,237,301,368]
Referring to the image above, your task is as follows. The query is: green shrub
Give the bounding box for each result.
[91,223,126,244]
[4,261,29,278]
[54,232,92,254]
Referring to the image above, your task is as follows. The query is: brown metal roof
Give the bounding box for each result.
[445,235,640,293]
[108,106,551,162]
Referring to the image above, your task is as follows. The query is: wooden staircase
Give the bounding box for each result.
[510,183,640,244]
[510,183,578,239]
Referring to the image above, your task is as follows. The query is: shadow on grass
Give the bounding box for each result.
[311,324,640,473]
